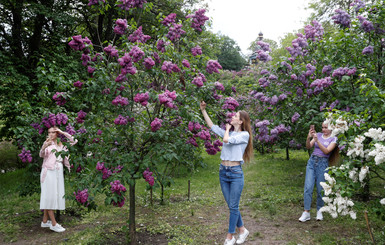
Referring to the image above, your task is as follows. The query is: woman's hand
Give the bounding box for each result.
[54,128,64,134]
[200,101,206,111]
[225,124,232,131]
[312,132,318,142]
[43,137,52,149]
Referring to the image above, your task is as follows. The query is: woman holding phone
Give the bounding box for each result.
[299,122,337,222]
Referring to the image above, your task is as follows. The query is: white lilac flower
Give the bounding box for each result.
[320,182,333,196]
[322,196,333,203]
[347,200,354,207]
[349,168,358,182]
[349,211,357,219]
[347,141,365,158]
[329,117,349,137]
[324,173,336,185]
[359,166,369,183]
[368,143,385,165]
[364,128,385,141]
[380,198,385,205]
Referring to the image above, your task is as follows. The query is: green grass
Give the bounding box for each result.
[0,150,384,244]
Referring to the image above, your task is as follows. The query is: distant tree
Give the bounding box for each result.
[217,35,247,71]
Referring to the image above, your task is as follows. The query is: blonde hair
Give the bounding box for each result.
[239,110,253,163]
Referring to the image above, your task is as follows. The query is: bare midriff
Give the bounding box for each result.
[221,160,241,166]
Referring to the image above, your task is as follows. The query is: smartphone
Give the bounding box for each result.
[310,125,315,130]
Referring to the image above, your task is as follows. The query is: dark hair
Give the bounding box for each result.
[239,111,253,163]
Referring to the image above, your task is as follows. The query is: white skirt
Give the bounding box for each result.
[40,162,65,210]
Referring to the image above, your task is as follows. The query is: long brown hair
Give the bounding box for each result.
[239,110,253,163]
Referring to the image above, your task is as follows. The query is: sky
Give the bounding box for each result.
[203,0,312,56]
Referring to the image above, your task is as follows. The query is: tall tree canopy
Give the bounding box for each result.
[217,35,247,71]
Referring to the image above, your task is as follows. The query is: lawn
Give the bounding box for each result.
[0,150,384,244]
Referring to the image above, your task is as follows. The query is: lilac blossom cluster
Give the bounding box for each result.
[129,46,145,62]
[158,90,177,109]
[114,19,128,35]
[305,64,316,76]
[162,13,177,26]
[214,81,225,91]
[257,41,271,52]
[161,61,180,74]
[74,189,89,206]
[332,9,351,28]
[191,73,206,87]
[205,140,222,155]
[73,80,83,88]
[270,124,290,142]
[304,20,324,41]
[96,162,112,179]
[143,57,155,69]
[362,45,374,55]
[114,115,128,125]
[256,50,272,62]
[258,77,270,88]
[18,148,32,163]
[182,59,190,68]
[352,0,366,13]
[286,33,308,58]
[320,100,340,111]
[88,0,105,6]
[281,61,292,71]
[222,97,239,111]
[291,112,301,123]
[206,60,222,74]
[322,65,333,75]
[188,121,201,133]
[33,113,69,134]
[75,110,86,124]
[104,45,119,58]
[110,180,127,207]
[112,95,129,106]
[117,53,136,79]
[128,26,151,43]
[117,0,147,11]
[166,23,186,42]
[151,118,163,132]
[156,39,169,53]
[357,16,374,32]
[143,168,155,186]
[289,140,302,150]
[255,120,270,143]
[134,92,149,106]
[52,92,66,106]
[332,67,357,79]
[191,45,202,56]
[310,77,333,93]
[68,35,95,75]
[186,9,209,32]
[66,124,76,136]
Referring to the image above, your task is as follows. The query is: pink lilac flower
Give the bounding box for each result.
[268,74,277,80]
[158,90,177,108]
[143,57,155,69]
[104,45,119,58]
[117,0,147,10]
[206,60,222,74]
[332,9,351,28]
[188,121,201,132]
[362,46,374,55]
[291,112,300,123]
[129,46,145,62]
[102,88,110,94]
[52,92,66,106]
[161,61,180,74]
[88,0,105,6]
[114,19,128,35]
[204,141,217,155]
[110,180,127,207]
[231,86,236,93]
[214,81,225,91]
[74,189,89,205]
[191,73,206,87]
[114,115,128,125]
[74,81,83,88]
[115,74,127,83]
[143,168,155,186]
[166,23,186,42]
[134,92,149,106]
[97,129,102,135]
[76,110,87,123]
[182,59,190,68]
[186,9,209,32]
[18,148,32,163]
[191,45,202,56]
[222,97,239,111]
[56,113,68,125]
[112,95,129,106]
[304,20,324,41]
[151,118,163,132]
[197,130,211,140]
[162,13,177,26]
[128,26,151,43]
[291,74,297,80]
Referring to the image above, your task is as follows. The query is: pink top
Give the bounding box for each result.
[40,135,77,183]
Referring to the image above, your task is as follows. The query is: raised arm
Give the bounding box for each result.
[313,133,337,155]
[200,101,213,129]
[56,128,78,146]
[306,129,316,149]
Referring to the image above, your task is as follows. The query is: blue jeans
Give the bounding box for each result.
[219,164,244,234]
[303,155,329,211]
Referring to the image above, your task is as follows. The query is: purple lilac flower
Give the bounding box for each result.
[77,127,87,134]
[114,19,128,35]
[52,92,66,106]
[256,50,272,62]
[186,9,209,32]
[206,60,222,74]
[322,65,333,75]
[114,115,128,125]
[143,57,155,69]
[74,81,83,88]
[88,0,105,6]
[332,9,351,28]
[162,13,177,26]
[68,35,92,51]
[112,95,129,106]
[362,46,374,55]
[182,59,190,68]
[18,148,32,163]
[74,189,89,205]
[151,118,163,132]
[161,61,180,74]
[231,86,236,93]
[281,61,292,71]
[76,110,87,123]
[260,69,269,75]
[304,20,324,41]
[291,112,300,123]
[143,168,155,186]
[118,53,136,75]
[81,53,90,66]
[310,77,333,90]
[66,124,76,136]
[56,113,68,125]
[291,74,297,80]
[191,45,202,56]
[329,100,339,111]
[296,88,303,97]
[117,0,147,11]
[332,67,357,78]
[191,73,206,87]
[352,0,366,13]
[110,180,127,207]
[166,23,186,42]
[305,64,316,76]
[159,90,177,109]
[156,39,169,53]
[186,137,198,147]
[104,45,119,58]
[222,97,239,111]
[129,46,145,62]
[204,141,218,155]
[87,66,96,74]
[258,77,270,88]
[153,52,161,64]
[128,26,151,43]
[320,102,327,111]
[286,34,308,58]
[270,95,279,105]
[257,41,271,52]
[278,94,287,101]
[197,130,211,141]
[214,81,225,91]
[134,92,149,106]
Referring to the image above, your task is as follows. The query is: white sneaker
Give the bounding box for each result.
[236,228,249,244]
[50,223,66,232]
[298,211,311,222]
[317,210,323,221]
[224,236,236,245]
[41,220,52,228]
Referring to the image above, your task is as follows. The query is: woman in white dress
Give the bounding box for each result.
[39,126,77,232]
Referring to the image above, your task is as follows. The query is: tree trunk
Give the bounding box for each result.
[129,181,136,245]
[286,146,290,160]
